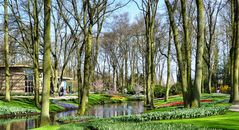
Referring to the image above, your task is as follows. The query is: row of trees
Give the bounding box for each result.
[1,0,239,126]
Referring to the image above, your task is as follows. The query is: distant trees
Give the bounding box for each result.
[0,0,238,117]
[204,0,222,94]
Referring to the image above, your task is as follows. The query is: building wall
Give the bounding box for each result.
[0,67,26,94]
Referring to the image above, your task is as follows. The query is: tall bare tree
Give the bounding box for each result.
[4,0,10,102]
[191,0,205,107]
[165,0,191,107]
[33,0,40,108]
[232,0,239,102]
[41,0,52,126]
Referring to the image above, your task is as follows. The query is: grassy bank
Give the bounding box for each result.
[0,98,64,117]
[34,93,233,130]
[160,111,239,130]
[57,94,143,109]
[0,94,139,117]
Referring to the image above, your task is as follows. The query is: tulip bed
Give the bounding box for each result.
[159,99,212,107]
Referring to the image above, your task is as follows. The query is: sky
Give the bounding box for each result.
[115,0,166,23]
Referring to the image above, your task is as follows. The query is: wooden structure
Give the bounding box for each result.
[0,65,39,95]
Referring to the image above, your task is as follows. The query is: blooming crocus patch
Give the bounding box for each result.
[159,99,213,107]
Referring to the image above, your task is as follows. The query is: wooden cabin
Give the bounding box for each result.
[0,65,42,95]
[0,65,75,96]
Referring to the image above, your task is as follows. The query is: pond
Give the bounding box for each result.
[0,101,145,130]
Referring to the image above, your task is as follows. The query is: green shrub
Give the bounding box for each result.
[154,83,182,98]
[170,83,182,95]
[113,106,229,122]
[154,85,166,98]
[127,86,136,95]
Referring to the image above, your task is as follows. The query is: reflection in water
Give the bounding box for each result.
[85,101,144,118]
[0,101,144,130]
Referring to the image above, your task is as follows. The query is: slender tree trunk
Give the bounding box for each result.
[192,0,205,108]
[232,0,239,102]
[165,29,171,102]
[124,52,128,92]
[181,0,192,93]
[77,44,84,110]
[4,0,10,102]
[33,0,40,107]
[53,64,58,96]
[113,66,117,92]
[144,0,158,109]
[230,0,235,103]
[78,2,93,114]
[130,51,136,91]
[208,69,212,94]
[41,0,51,126]
[120,65,124,92]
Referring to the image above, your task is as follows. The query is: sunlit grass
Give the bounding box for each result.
[33,125,59,130]
[160,111,239,130]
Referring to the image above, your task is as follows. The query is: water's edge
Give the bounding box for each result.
[0,101,144,130]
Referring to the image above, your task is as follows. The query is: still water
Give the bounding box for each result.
[0,101,144,130]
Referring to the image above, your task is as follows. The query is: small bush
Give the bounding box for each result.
[170,83,182,95]
[154,83,182,98]
[220,85,230,94]
[154,85,166,98]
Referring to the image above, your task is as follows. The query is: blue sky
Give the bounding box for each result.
[116,0,166,23]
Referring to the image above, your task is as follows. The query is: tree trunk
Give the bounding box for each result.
[230,0,235,103]
[41,0,51,126]
[208,69,212,93]
[232,0,239,102]
[192,0,205,108]
[4,0,10,102]
[124,52,128,93]
[165,29,171,102]
[33,0,40,107]
[130,50,136,91]
[165,0,190,108]
[78,2,93,114]
[181,0,192,92]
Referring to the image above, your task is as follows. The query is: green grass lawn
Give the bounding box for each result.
[53,111,238,130]
[59,94,129,107]
[0,94,131,117]
[33,125,60,130]
[0,98,66,115]
[160,111,239,130]
[3,93,234,130]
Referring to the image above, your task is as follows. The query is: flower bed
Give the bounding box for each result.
[158,99,213,107]
[113,106,229,122]
[110,95,127,102]
[85,120,218,130]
